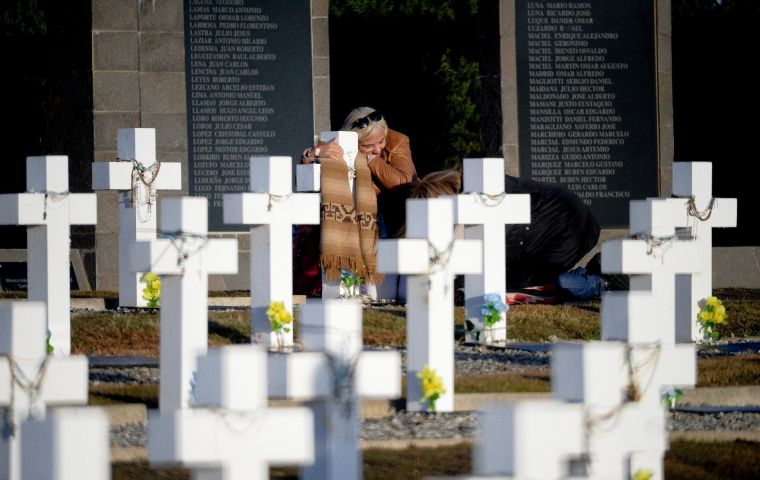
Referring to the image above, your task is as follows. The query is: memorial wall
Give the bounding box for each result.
[516,0,658,227]
[184,0,314,230]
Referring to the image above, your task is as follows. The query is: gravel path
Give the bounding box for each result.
[108,411,760,448]
[95,342,760,448]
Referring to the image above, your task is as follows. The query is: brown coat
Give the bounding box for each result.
[368,129,417,195]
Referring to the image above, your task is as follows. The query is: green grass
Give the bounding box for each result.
[111,440,760,480]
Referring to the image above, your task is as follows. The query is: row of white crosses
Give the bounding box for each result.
[134,195,313,480]
[269,299,400,480]
[379,196,482,412]
[137,192,398,479]
[428,161,736,480]
[376,157,532,411]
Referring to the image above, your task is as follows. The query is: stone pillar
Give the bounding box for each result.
[92,0,187,291]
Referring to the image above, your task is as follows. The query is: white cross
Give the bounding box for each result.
[453,158,530,344]
[92,128,182,307]
[474,400,585,479]
[223,156,319,348]
[0,303,89,480]
[601,198,703,345]
[20,407,109,480]
[131,197,237,412]
[148,345,314,480]
[296,131,358,195]
[670,162,737,342]
[0,156,96,355]
[268,299,401,480]
[378,197,481,412]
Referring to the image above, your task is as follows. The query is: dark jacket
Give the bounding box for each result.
[504,175,600,289]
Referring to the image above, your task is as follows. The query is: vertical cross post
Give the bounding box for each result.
[21,408,110,480]
[92,128,182,307]
[378,198,481,412]
[223,156,319,348]
[148,345,314,480]
[0,303,89,480]
[671,162,737,342]
[474,400,585,479]
[268,299,401,480]
[131,197,237,412]
[454,158,530,344]
[601,198,702,344]
[0,156,97,355]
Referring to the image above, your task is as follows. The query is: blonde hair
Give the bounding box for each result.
[341,106,388,142]
[410,168,463,199]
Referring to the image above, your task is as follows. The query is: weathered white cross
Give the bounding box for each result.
[149,345,314,480]
[474,400,585,479]
[92,128,182,307]
[0,156,97,354]
[452,158,530,344]
[131,197,238,412]
[268,299,401,480]
[670,161,737,342]
[21,407,109,480]
[224,156,319,348]
[378,197,481,412]
[553,342,673,479]
[548,195,700,479]
[601,198,703,345]
[0,303,89,480]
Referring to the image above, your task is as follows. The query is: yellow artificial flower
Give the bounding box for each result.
[267,301,292,332]
[417,365,446,411]
[632,469,653,480]
[697,295,727,340]
[140,272,161,307]
[713,305,727,324]
[707,296,721,308]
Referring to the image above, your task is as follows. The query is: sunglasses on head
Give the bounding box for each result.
[350,110,383,130]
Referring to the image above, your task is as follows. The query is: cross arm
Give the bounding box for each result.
[452,193,531,225]
[69,193,97,225]
[149,407,315,466]
[268,350,401,399]
[296,163,320,192]
[223,192,320,225]
[0,193,45,225]
[377,239,430,274]
[40,356,89,404]
[601,238,701,275]
[131,238,238,275]
[92,162,182,191]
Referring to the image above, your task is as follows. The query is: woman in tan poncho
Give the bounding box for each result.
[295,107,418,297]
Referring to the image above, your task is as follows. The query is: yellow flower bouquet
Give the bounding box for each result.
[697,296,727,341]
[140,272,161,308]
[417,364,446,412]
